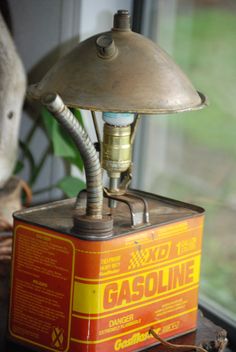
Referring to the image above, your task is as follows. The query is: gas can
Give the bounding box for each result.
[9,190,204,352]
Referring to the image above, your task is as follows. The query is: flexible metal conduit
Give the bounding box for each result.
[41,93,103,219]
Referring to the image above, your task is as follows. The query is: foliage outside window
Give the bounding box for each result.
[137,0,236,318]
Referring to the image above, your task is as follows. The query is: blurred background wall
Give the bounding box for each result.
[4,0,132,202]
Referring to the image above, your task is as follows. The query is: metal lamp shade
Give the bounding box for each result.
[28,27,206,114]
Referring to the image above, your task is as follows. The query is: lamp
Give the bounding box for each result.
[28,9,206,233]
[9,10,207,352]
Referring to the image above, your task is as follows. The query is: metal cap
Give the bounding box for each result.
[113,9,131,31]
[96,34,117,59]
[28,11,207,115]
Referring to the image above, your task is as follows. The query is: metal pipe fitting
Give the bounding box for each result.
[41,93,103,219]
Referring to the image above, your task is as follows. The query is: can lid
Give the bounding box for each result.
[73,214,114,239]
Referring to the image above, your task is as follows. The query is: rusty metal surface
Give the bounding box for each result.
[14,190,204,239]
[28,11,207,114]
[105,191,150,228]
[73,213,113,238]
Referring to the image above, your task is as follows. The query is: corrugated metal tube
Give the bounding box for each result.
[41,93,103,219]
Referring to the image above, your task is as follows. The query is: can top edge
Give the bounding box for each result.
[14,189,204,241]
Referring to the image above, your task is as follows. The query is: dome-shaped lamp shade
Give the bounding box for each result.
[28,12,207,114]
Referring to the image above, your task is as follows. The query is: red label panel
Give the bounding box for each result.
[9,225,75,352]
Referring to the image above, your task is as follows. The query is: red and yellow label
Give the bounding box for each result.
[9,215,204,352]
[73,255,200,314]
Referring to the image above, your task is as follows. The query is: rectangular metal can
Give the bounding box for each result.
[9,194,204,352]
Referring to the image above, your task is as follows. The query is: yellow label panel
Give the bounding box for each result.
[73,255,200,314]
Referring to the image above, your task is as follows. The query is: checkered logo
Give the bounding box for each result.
[128,248,150,270]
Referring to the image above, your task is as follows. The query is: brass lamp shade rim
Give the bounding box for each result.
[28,85,207,114]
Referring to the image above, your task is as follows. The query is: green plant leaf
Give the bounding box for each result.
[41,107,54,136]
[14,160,24,174]
[71,108,84,128]
[57,176,86,198]
[41,107,84,171]
[42,108,75,158]
[30,145,51,185]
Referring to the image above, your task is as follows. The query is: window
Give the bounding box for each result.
[134,0,236,319]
